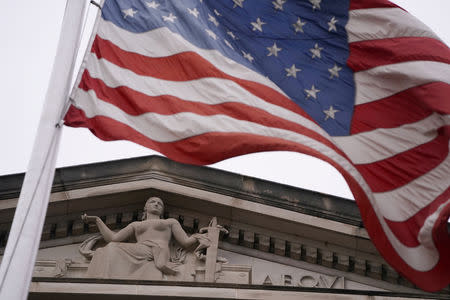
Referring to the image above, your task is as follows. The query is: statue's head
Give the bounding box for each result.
[143,196,164,219]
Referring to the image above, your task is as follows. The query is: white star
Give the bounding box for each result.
[251,17,266,32]
[309,0,321,10]
[208,14,219,27]
[122,8,137,19]
[214,9,222,16]
[233,0,245,8]
[187,8,199,18]
[305,85,320,100]
[162,13,177,22]
[205,29,217,40]
[227,31,237,40]
[292,17,306,33]
[328,16,338,32]
[272,0,286,11]
[310,43,323,59]
[242,51,254,62]
[267,43,282,57]
[146,1,159,9]
[224,39,234,49]
[328,64,342,79]
[285,64,301,78]
[323,106,339,120]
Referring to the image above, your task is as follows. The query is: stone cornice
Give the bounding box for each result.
[29,278,446,299]
[0,155,362,227]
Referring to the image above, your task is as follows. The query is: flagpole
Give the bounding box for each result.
[0,1,88,299]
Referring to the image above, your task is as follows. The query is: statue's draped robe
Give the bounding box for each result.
[86,222,171,280]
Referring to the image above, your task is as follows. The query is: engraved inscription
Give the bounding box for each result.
[263,273,344,289]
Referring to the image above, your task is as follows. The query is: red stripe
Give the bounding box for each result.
[355,127,449,193]
[91,35,315,123]
[385,187,450,247]
[348,37,450,72]
[351,169,450,292]
[350,82,450,134]
[349,0,398,10]
[65,105,345,166]
[432,202,450,274]
[76,70,347,159]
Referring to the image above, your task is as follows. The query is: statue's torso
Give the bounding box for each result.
[133,219,172,247]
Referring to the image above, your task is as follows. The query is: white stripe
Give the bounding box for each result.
[355,61,450,105]
[97,19,286,96]
[83,53,330,142]
[375,150,450,222]
[333,114,450,164]
[73,88,441,271]
[347,8,440,43]
[75,88,332,145]
[418,200,450,250]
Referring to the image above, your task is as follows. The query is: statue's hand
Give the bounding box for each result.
[192,233,211,253]
[81,213,98,224]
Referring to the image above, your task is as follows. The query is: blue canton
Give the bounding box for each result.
[102,0,355,136]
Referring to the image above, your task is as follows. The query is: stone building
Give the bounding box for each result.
[0,155,448,299]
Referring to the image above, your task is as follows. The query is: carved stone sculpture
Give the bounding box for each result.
[81,196,210,280]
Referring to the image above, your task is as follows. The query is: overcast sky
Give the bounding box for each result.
[0,0,448,199]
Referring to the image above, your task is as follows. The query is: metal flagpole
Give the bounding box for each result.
[0,1,88,298]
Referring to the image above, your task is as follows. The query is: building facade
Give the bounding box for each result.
[0,156,448,299]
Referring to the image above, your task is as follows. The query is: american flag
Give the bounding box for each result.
[65,0,450,291]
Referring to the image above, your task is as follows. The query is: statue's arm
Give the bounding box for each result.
[169,219,198,248]
[82,214,134,243]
